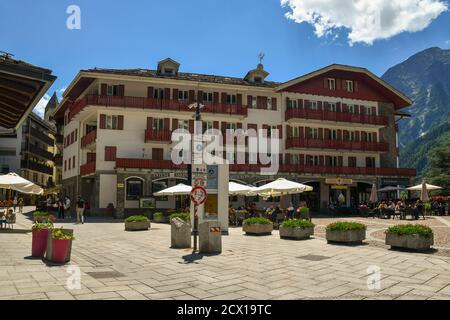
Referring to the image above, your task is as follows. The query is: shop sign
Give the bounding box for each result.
[326,178,353,185]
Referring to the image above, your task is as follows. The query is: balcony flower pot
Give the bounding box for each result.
[280,220,315,240]
[385,225,434,251]
[125,215,150,231]
[243,218,273,236]
[46,229,74,263]
[31,222,53,257]
[326,222,366,245]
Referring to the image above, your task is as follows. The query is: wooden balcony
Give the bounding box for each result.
[81,130,97,148]
[29,127,54,145]
[115,158,187,170]
[285,109,388,126]
[69,95,248,120]
[80,162,96,176]
[145,129,171,143]
[285,138,389,152]
[28,145,54,161]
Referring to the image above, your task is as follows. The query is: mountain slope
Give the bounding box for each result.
[381,47,450,177]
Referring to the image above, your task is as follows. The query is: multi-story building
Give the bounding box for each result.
[53,59,416,216]
[0,112,56,202]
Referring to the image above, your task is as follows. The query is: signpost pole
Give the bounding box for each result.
[191,103,203,253]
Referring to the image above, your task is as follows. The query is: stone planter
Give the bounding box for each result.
[125,220,150,231]
[45,229,73,263]
[386,233,434,251]
[243,223,273,236]
[153,215,170,223]
[326,229,366,244]
[280,226,314,240]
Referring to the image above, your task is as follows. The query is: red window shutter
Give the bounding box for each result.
[277,125,283,139]
[221,93,227,104]
[355,131,360,141]
[152,148,164,161]
[213,121,219,130]
[164,88,171,100]
[304,100,310,109]
[197,90,203,103]
[324,78,329,89]
[354,81,359,92]
[287,125,292,138]
[189,120,194,134]
[323,102,328,111]
[189,90,195,103]
[372,107,376,116]
[172,88,178,100]
[319,128,324,140]
[213,92,219,104]
[373,132,378,142]
[105,147,117,161]
[237,94,242,106]
[299,127,304,139]
[101,84,107,96]
[172,119,178,131]
[100,114,106,129]
[247,95,253,107]
[118,116,124,130]
[164,118,170,131]
[75,129,78,142]
[221,122,227,136]
[262,97,268,109]
[337,102,342,112]
[360,105,365,115]
[147,87,154,98]
[337,79,342,90]
[318,101,323,111]
[118,85,125,97]
[272,97,277,111]
[68,158,71,170]
[147,117,153,130]
[343,130,349,141]
[324,128,330,140]
[337,130,342,140]
[70,131,74,144]
[64,160,67,172]
[342,104,348,113]
[73,156,76,168]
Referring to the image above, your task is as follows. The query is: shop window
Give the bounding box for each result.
[126,178,143,201]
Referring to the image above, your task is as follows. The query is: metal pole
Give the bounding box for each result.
[192,103,202,253]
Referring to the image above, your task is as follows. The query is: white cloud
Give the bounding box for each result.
[33,94,51,118]
[281,0,448,45]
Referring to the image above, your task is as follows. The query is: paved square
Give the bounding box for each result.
[1,207,449,300]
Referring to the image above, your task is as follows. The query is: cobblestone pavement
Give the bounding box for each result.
[0,207,449,300]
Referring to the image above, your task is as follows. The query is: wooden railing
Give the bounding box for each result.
[28,145,54,160]
[286,138,389,152]
[285,108,388,126]
[69,95,248,120]
[80,162,96,176]
[81,130,97,148]
[144,130,172,143]
[115,158,187,170]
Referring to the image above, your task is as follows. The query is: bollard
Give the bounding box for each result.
[199,221,222,254]
[171,218,191,249]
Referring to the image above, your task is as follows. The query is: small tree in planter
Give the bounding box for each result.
[243,217,273,236]
[125,215,150,231]
[386,224,434,251]
[49,228,75,264]
[31,222,53,257]
[280,220,315,240]
[326,222,366,245]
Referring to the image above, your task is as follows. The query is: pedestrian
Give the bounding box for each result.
[76,196,85,224]
[18,197,24,214]
[287,202,295,220]
[64,196,71,219]
[13,196,18,212]
[58,198,65,220]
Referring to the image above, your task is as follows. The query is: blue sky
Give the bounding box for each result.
[0,0,449,116]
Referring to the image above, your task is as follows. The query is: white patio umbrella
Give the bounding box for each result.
[249,178,313,198]
[0,173,43,195]
[369,184,378,203]
[229,182,256,196]
[153,183,192,196]
[407,183,443,191]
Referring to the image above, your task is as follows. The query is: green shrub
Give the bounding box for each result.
[32,222,53,231]
[281,219,315,229]
[33,211,49,217]
[170,213,190,221]
[386,224,433,238]
[125,215,149,223]
[424,203,432,211]
[243,217,271,225]
[153,212,164,218]
[327,221,366,231]
[52,228,75,240]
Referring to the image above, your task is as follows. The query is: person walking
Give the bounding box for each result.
[64,196,71,219]
[58,198,65,220]
[18,198,24,214]
[287,202,295,220]
[76,196,85,224]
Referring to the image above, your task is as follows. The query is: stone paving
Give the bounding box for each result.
[0,207,449,300]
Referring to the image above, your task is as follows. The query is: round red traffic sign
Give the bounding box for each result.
[190,185,208,206]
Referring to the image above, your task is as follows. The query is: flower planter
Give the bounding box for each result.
[386,233,434,251]
[46,229,73,263]
[51,238,71,264]
[280,226,314,240]
[326,229,366,244]
[34,216,49,223]
[153,215,170,223]
[31,229,50,257]
[125,220,150,231]
[243,223,273,236]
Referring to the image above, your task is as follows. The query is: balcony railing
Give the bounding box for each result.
[81,130,97,148]
[21,160,53,175]
[80,162,96,176]
[54,155,63,166]
[29,127,54,145]
[230,164,416,177]
[69,95,248,120]
[115,158,187,170]
[285,109,388,126]
[286,138,389,152]
[145,129,172,143]
[28,145,54,160]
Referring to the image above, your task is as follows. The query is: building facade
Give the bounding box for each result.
[53,59,416,217]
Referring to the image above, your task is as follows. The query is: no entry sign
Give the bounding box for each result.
[190,185,208,206]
